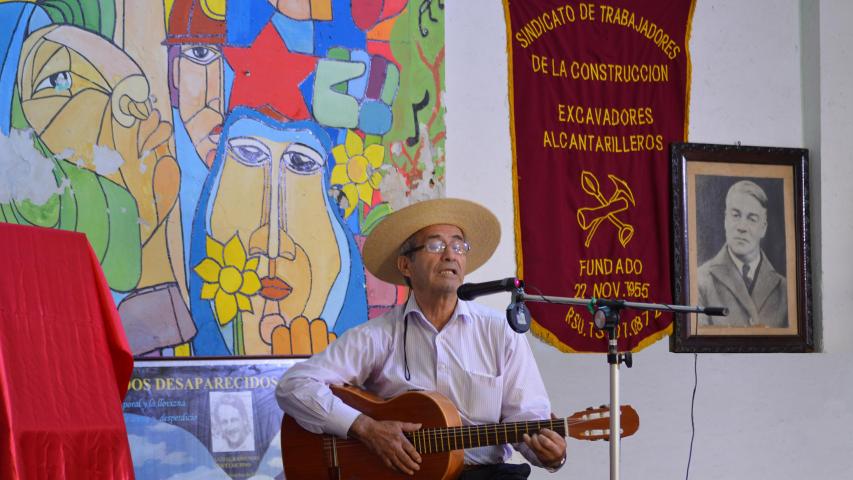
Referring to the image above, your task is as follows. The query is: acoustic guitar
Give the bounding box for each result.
[281,385,639,480]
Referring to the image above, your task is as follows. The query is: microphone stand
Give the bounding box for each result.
[508,285,726,480]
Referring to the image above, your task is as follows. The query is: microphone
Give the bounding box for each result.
[702,306,729,316]
[457,278,522,301]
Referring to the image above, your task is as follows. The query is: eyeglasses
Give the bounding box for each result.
[402,238,471,256]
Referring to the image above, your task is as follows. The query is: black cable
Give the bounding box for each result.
[685,352,698,480]
[403,315,411,381]
[524,284,559,305]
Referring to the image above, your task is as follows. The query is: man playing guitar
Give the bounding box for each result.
[276,198,567,479]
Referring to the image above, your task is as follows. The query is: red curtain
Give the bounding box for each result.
[0,223,134,479]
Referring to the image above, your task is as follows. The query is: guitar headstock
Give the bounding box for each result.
[567,405,639,441]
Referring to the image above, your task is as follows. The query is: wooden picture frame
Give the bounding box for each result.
[670,143,813,353]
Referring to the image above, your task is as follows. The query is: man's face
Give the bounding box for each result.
[724,191,767,262]
[217,403,248,448]
[398,224,468,296]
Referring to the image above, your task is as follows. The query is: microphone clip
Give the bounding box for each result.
[506,280,531,334]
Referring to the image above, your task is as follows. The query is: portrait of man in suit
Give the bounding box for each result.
[697,180,788,328]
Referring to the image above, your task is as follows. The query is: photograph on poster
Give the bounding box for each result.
[210,390,256,453]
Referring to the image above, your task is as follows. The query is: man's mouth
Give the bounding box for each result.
[438,266,458,276]
[260,277,292,300]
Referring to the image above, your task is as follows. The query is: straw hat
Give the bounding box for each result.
[362,198,501,285]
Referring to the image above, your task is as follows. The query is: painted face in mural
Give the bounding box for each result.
[18,25,145,155]
[209,116,341,354]
[17,25,175,242]
[172,44,224,167]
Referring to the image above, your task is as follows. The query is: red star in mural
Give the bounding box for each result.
[223,23,318,120]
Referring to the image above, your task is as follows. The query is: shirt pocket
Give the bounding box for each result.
[459,370,504,424]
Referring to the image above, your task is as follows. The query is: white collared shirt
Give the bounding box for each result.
[276,295,552,466]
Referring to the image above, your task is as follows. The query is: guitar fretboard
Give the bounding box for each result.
[403,418,567,454]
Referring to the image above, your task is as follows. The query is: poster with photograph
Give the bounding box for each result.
[122,358,303,478]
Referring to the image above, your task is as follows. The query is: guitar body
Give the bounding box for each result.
[281,386,465,480]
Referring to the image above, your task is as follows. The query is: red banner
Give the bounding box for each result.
[504,0,695,352]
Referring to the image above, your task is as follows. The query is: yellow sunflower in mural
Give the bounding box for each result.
[331,130,385,218]
[193,234,261,325]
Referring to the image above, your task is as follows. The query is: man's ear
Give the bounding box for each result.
[396,255,410,279]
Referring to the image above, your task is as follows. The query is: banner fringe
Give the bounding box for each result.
[530,320,673,354]
[502,0,526,283]
[684,0,697,139]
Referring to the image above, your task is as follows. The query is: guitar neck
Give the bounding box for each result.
[404,418,567,454]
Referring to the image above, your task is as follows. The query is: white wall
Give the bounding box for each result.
[817,0,853,353]
[445,0,853,478]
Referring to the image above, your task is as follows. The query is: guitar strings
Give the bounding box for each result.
[316,416,611,454]
[318,416,600,444]
[317,420,565,451]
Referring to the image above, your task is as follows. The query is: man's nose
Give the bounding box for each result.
[441,246,460,261]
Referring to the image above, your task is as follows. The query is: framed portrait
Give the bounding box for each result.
[669,143,814,353]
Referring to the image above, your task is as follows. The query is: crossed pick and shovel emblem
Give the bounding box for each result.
[576,171,635,248]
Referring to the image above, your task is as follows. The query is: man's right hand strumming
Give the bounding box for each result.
[348,414,423,475]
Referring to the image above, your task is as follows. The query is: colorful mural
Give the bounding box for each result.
[0,0,446,358]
